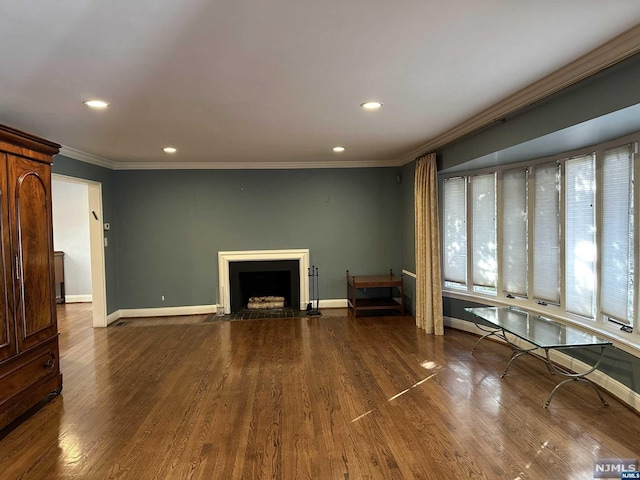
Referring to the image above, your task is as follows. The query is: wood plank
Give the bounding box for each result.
[0,303,639,479]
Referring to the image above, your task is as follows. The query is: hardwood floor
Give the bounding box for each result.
[1,304,639,479]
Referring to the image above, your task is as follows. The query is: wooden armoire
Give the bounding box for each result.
[0,125,63,431]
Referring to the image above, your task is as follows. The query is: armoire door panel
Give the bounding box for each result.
[9,155,56,351]
[0,125,61,432]
[0,153,14,363]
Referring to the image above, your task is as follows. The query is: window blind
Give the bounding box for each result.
[601,144,634,324]
[443,177,467,285]
[533,162,560,304]
[471,173,496,289]
[502,168,528,297]
[565,154,596,318]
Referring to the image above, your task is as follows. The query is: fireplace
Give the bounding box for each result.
[218,249,310,314]
[229,260,300,312]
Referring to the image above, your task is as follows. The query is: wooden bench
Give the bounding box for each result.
[346,270,404,317]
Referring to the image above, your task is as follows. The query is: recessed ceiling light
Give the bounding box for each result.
[163,147,177,154]
[333,146,345,152]
[360,101,383,110]
[83,100,109,109]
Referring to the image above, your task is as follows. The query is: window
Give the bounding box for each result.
[440,134,639,346]
[471,173,497,293]
[502,167,528,298]
[601,145,634,326]
[442,177,466,288]
[564,154,596,318]
[533,162,560,305]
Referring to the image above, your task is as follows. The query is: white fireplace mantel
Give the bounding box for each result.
[218,249,310,314]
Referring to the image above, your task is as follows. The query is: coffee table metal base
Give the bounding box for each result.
[471,323,608,408]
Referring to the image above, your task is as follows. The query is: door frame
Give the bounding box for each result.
[52,174,107,328]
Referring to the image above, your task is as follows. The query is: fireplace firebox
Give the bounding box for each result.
[229,260,300,313]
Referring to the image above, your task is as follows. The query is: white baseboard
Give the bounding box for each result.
[107,304,218,323]
[106,310,121,326]
[120,304,217,318]
[444,316,640,414]
[302,299,347,309]
[318,299,348,308]
[107,301,348,325]
[65,294,93,303]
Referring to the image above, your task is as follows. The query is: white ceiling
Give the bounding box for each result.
[2,1,640,169]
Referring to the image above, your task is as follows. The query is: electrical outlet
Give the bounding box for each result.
[161,295,165,301]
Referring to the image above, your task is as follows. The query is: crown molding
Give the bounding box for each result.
[112,158,400,170]
[59,146,400,170]
[58,145,117,170]
[398,23,640,165]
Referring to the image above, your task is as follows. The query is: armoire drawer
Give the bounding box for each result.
[0,339,59,407]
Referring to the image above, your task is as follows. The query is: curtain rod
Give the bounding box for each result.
[414,151,434,162]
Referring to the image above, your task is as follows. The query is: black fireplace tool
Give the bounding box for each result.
[306,266,321,316]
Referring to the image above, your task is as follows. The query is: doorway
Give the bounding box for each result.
[52,174,107,327]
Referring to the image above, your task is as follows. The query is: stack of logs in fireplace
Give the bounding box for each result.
[247,296,285,310]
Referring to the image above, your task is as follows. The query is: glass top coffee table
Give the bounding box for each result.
[465,306,612,408]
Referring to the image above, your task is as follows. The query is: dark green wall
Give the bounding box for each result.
[52,155,119,314]
[51,158,403,312]
[113,168,403,308]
